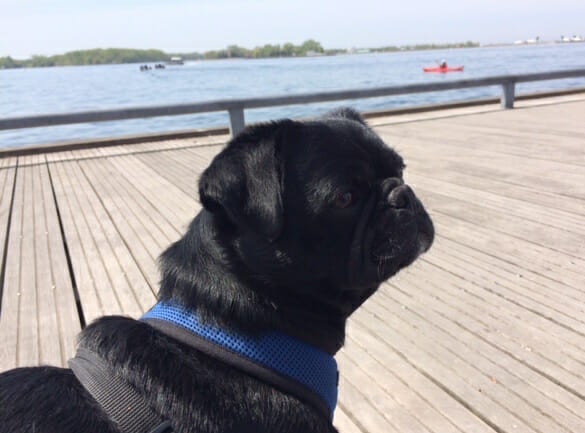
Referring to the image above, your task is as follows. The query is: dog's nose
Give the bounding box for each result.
[388,184,416,210]
[380,177,403,197]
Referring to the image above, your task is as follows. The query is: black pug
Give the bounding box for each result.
[0,108,433,433]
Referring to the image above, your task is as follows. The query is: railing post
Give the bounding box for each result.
[228,107,245,137]
[501,81,516,109]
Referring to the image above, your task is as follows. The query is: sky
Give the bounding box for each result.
[1,0,585,58]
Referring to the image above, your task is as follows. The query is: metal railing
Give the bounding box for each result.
[1,68,585,137]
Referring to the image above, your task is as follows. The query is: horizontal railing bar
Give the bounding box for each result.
[239,68,585,108]
[1,68,585,131]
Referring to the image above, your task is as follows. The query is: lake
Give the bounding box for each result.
[1,43,585,148]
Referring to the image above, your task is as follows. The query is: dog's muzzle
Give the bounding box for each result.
[345,178,434,289]
[372,178,434,264]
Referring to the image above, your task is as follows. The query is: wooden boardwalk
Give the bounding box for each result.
[1,97,584,432]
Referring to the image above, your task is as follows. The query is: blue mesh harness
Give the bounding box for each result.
[141,302,338,420]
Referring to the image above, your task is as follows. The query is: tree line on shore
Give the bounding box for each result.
[0,48,169,69]
[0,40,479,69]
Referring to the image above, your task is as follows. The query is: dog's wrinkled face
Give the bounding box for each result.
[199,108,434,316]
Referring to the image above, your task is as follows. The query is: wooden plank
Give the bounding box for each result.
[418,188,585,257]
[363,288,585,432]
[450,102,585,137]
[333,407,365,433]
[338,376,400,433]
[16,165,39,366]
[63,160,145,317]
[390,264,585,388]
[405,163,585,217]
[430,212,585,290]
[121,138,203,155]
[0,164,16,281]
[105,154,195,235]
[343,324,495,433]
[415,230,585,346]
[434,234,585,306]
[338,350,435,433]
[387,121,585,164]
[18,154,33,167]
[45,150,73,164]
[392,142,585,200]
[31,162,62,366]
[79,157,164,298]
[388,265,585,393]
[185,144,224,161]
[378,104,585,206]
[428,238,585,326]
[412,176,585,235]
[0,162,24,370]
[338,349,456,433]
[39,160,81,364]
[135,149,208,200]
[81,153,201,299]
[0,156,19,169]
[382,272,585,406]
[7,158,83,368]
[1,163,70,368]
[49,157,102,323]
[50,160,121,322]
[113,153,198,225]
[158,147,211,178]
[408,152,584,201]
[350,306,540,433]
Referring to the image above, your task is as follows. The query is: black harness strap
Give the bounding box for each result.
[69,349,173,433]
[69,315,334,432]
[143,318,333,420]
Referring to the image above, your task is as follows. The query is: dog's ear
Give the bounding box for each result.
[324,107,367,126]
[199,121,292,242]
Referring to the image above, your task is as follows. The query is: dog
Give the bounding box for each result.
[0,108,434,433]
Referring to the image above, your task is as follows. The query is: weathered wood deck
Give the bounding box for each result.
[1,96,584,432]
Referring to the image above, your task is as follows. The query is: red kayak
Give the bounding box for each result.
[423,66,464,73]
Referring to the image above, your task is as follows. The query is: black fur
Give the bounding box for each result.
[0,108,433,433]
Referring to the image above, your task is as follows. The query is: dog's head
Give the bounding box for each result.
[198,108,434,318]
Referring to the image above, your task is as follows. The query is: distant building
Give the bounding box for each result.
[560,35,584,43]
[514,37,540,45]
[347,48,371,54]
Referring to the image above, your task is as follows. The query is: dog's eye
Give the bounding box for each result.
[335,191,356,208]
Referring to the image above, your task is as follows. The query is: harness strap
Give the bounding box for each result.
[69,303,337,431]
[69,349,173,433]
[141,302,337,420]
[143,317,333,420]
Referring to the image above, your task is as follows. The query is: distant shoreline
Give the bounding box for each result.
[2,39,581,70]
[1,40,480,70]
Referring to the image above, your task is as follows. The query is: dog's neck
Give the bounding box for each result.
[141,301,338,419]
[158,211,348,355]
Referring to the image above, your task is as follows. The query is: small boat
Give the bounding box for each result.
[167,56,184,65]
[423,66,464,73]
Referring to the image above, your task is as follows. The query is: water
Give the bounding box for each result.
[1,43,585,148]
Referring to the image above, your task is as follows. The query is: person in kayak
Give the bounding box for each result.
[440,59,448,69]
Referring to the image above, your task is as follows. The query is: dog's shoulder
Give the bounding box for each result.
[78,316,336,433]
